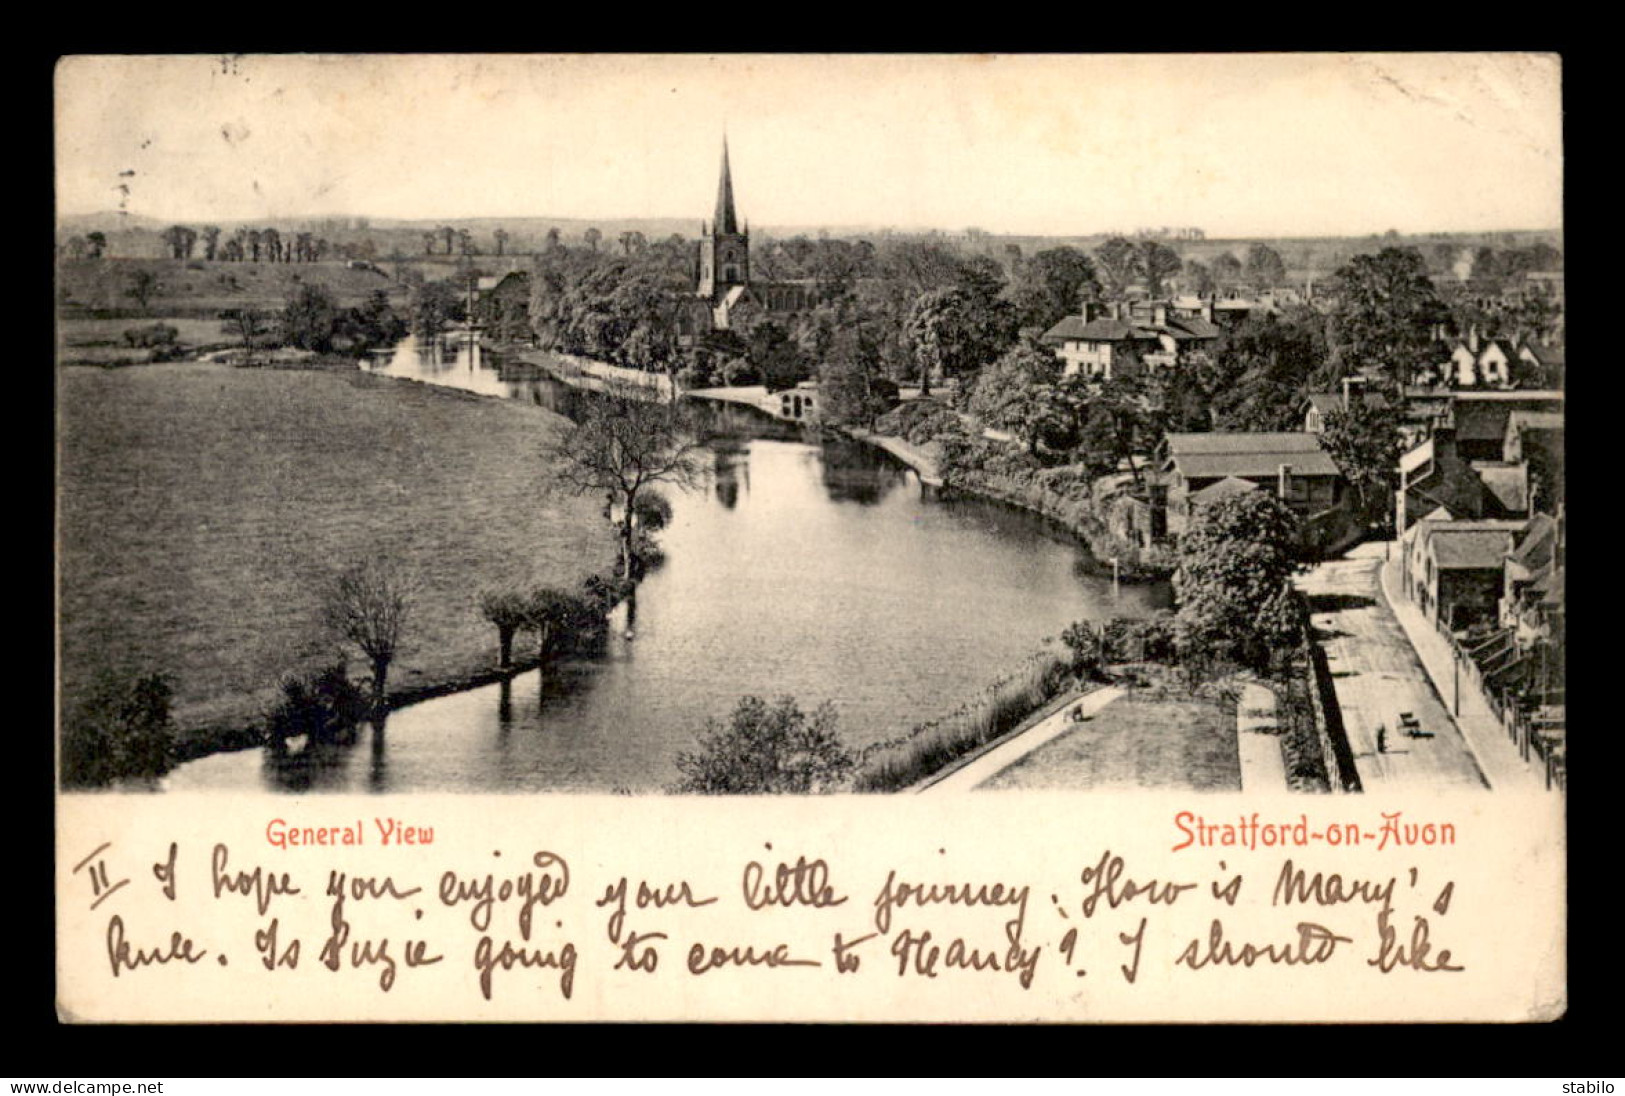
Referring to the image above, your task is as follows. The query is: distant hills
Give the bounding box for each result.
[55,210,1560,276]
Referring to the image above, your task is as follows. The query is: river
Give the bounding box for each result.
[165,335,1170,794]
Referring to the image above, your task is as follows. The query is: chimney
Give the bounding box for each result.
[1201,294,1215,323]
[1468,325,1480,353]
[1278,464,1293,501]
[1341,374,1365,411]
[1109,301,1123,321]
[1081,301,1101,323]
[1153,303,1168,327]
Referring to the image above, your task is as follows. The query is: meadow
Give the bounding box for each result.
[57,361,616,746]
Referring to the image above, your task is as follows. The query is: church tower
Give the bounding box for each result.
[698,138,749,303]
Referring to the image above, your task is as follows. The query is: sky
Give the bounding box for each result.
[54,53,1563,238]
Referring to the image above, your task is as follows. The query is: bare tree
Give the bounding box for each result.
[322,557,413,713]
[544,387,704,578]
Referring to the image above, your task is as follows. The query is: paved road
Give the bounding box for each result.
[1296,543,1489,790]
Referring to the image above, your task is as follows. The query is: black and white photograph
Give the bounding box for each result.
[54,53,1564,800]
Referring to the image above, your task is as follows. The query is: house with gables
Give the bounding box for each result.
[1040,299,1220,380]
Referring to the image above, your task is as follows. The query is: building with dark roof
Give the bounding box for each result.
[1041,299,1220,380]
[1156,432,1353,551]
[1397,513,1524,628]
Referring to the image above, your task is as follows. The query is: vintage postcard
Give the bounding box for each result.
[54,53,1564,1022]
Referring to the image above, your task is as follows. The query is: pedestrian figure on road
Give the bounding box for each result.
[1376,724,1387,754]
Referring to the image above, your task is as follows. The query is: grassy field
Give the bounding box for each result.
[978,676,1240,791]
[58,257,412,318]
[57,361,616,743]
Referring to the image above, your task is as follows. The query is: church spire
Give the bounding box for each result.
[714,137,739,236]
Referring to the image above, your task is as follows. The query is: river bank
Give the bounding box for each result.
[58,359,619,766]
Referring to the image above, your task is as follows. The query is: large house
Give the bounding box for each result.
[1040,299,1220,380]
[1156,431,1355,551]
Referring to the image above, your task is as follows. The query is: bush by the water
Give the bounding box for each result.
[266,662,371,747]
[874,399,962,447]
[60,671,177,788]
[854,654,1073,792]
[672,695,856,794]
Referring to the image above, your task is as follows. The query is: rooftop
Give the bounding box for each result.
[1165,432,1342,480]
[1188,476,1262,506]
[1428,528,1518,570]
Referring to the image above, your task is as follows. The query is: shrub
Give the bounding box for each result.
[676,364,713,391]
[673,695,855,794]
[582,572,635,613]
[60,671,176,788]
[1061,620,1104,677]
[122,323,178,349]
[874,398,960,447]
[266,662,371,747]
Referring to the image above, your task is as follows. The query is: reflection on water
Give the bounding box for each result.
[167,338,1171,794]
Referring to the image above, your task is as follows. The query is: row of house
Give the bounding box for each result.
[1397,508,1564,706]
[1417,327,1565,390]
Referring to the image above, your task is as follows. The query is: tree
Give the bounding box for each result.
[544,390,705,579]
[1328,248,1449,386]
[903,285,1016,396]
[86,231,107,259]
[1138,239,1182,298]
[1210,251,1243,290]
[225,308,270,362]
[819,325,897,429]
[1244,243,1287,289]
[521,586,606,672]
[202,225,221,261]
[280,283,341,352]
[60,671,175,788]
[439,225,456,255]
[583,227,602,253]
[1005,246,1102,332]
[322,557,413,713]
[672,695,855,794]
[1203,310,1328,432]
[1094,236,1140,296]
[161,224,190,259]
[124,268,159,311]
[966,338,1073,456]
[493,227,509,256]
[423,231,436,256]
[1173,491,1303,672]
[1182,259,1215,297]
[745,321,810,392]
[409,279,463,337]
[1319,402,1402,525]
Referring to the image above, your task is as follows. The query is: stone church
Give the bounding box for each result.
[683,140,819,340]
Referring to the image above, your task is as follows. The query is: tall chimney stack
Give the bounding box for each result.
[1278,464,1293,501]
